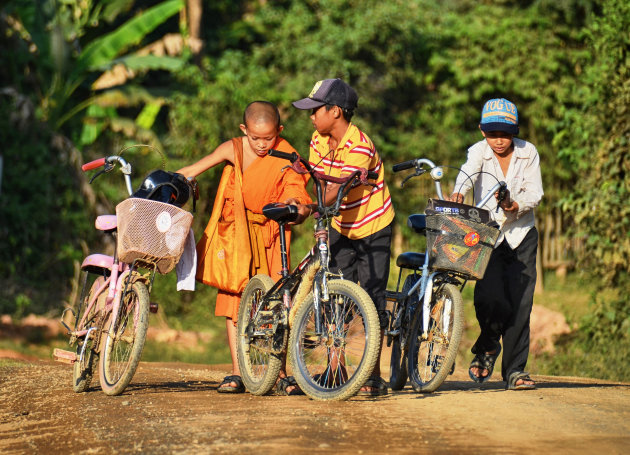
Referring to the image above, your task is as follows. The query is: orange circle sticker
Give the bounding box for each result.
[464,232,480,247]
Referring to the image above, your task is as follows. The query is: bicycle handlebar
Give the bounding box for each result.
[267,149,297,161]
[268,149,377,217]
[81,155,134,196]
[392,158,445,200]
[268,149,377,183]
[392,157,507,210]
[392,160,416,172]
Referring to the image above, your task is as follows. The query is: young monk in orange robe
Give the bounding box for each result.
[177,101,311,394]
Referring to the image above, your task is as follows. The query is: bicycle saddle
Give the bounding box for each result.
[262,203,299,223]
[396,252,426,269]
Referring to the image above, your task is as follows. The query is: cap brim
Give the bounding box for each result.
[480,122,519,135]
[292,98,326,110]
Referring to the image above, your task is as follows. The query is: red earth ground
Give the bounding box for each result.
[1,354,629,455]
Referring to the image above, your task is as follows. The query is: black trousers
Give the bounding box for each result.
[329,223,392,328]
[472,227,538,381]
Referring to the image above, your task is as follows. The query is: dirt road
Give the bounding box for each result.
[1,358,629,454]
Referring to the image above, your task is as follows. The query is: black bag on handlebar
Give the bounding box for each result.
[132,170,192,208]
[424,199,500,280]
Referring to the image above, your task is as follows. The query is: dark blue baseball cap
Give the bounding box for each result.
[480,98,519,135]
[292,79,358,111]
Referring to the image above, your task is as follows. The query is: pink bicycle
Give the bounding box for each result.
[54,150,197,395]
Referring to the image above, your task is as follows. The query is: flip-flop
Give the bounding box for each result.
[217,375,245,393]
[506,371,536,390]
[468,344,501,383]
[357,376,388,396]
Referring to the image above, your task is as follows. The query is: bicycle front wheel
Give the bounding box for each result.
[288,279,380,401]
[236,274,283,395]
[98,280,150,396]
[72,274,105,393]
[407,283,463,393]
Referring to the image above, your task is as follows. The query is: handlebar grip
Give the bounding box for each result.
[268,149,297,161]
[367,171,378,180]
[392,160,416,172]
[496,181,508,213]
[82,158,107,171]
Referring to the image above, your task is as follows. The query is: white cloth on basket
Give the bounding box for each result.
[176,229,196,291]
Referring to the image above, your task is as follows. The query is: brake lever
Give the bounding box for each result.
[88,164,114,184]
[400,168,428,188]
[187,177,200,213]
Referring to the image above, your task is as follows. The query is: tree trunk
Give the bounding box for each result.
[186,0,203,56]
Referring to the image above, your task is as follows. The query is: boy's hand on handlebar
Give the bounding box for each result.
[450,193,465,203]
[496,189,518,213]
[283,198,312,225]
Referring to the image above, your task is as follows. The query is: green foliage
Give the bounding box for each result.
[3,0,186,147]
[0,96,91,314]
[560,0,629,285]
[556,0,630,375]
[168,0,592,226]
[0,0,188,314]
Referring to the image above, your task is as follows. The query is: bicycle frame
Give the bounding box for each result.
[263,151,376,334]
[241,150,377,352]
[390,158,506,341]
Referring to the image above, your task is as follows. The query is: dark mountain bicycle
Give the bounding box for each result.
[236,150,381,401]
[386,157,506,393]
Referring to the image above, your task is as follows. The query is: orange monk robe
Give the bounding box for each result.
[197,137,311,322]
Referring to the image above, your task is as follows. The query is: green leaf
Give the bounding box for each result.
[103,54,186,72]
[135,101,163,130]
[75,0,184,74]
[102,0,136,24]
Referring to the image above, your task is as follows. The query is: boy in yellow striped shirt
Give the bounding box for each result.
[293,79,395,396]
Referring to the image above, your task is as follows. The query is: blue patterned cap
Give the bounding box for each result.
[480,98,519,135]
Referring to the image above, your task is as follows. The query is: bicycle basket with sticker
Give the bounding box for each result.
[424,199,500,280]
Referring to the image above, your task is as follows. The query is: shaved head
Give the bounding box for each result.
[243,101,281,129]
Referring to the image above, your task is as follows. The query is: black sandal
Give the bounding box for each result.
[217,375,245,393]
[506,371,536,390]
[468,344,501,383]
[357,376,388,396]
[276,376,305,396]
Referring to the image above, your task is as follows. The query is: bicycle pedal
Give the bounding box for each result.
[150,302,159,313]
[53,348,77,364]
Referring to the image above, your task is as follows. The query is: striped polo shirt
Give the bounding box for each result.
[308,123,395,239]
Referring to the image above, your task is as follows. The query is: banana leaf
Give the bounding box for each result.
[74,0,184,75]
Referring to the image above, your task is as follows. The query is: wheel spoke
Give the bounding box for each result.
[408,283,463,393]
[289,280,380,400]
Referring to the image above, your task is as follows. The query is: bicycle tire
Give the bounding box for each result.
[236,274,283,395]
[98,279,150,396]
[72,274,104,393]
[288,280,380,401]
[407,283,463,393]
[389,274,421,390]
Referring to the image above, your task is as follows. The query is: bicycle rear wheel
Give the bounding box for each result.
[99,279,150,396]
[288,280,380,401]
[236,274,283,395]
[407,283,463,393]
[389,274,421,391]
[72,273,105,393]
